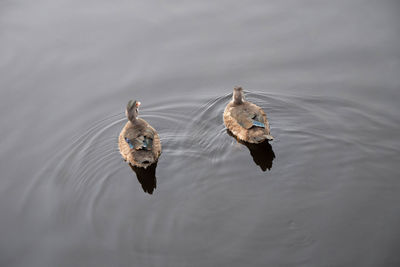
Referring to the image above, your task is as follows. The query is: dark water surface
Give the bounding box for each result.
[1,0,400,266]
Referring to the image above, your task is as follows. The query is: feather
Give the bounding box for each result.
[252,120,265,128]
[143,136,153,149]
[124,137,135,149]
[126,135,154,151]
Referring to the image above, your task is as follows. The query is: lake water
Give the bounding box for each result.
[1,0,400,266]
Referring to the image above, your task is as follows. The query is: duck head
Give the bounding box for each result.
[233,86,244,105]
[126,100,141,122]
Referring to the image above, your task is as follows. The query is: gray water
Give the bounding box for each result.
[1,0,400,266]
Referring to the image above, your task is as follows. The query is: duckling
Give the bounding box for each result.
[223,87,273,143]
[118,100,161,168]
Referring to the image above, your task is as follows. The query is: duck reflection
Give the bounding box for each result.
[227,130,275,171]
[129,162,158,194]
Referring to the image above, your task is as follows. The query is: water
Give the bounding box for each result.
[1,0,400,266]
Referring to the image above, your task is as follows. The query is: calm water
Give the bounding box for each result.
[1,0,400,266]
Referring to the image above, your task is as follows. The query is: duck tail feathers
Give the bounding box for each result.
[264,135,274,141]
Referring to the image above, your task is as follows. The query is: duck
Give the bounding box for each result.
[118,100,161,168]
[223,87,274,143]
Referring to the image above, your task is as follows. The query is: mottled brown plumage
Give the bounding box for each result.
[223,87,273,143]
[119,100,161,168]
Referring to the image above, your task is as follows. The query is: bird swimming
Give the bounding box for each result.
[118,100,161,168]
[223,87,273,143]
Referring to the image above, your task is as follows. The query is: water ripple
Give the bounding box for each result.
[20,90,395,243]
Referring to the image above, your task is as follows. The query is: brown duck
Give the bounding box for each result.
[223,87,273,143]
[118,100,161,168]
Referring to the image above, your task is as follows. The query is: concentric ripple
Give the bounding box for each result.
[23,90,393,201]
[17,90,399,267]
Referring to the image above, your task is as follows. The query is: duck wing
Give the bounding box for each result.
[125,128,155,151]
[142,128,155,150]
[251,113,266,128]
[231,108,265,129]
